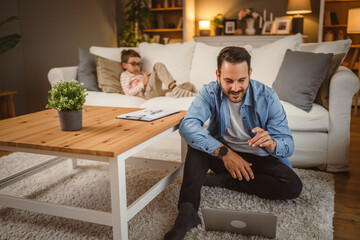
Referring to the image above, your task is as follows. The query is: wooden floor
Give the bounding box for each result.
[0,110,360,239]
[333,110,360,240]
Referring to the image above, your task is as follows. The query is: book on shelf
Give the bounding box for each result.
[330,12,338,25]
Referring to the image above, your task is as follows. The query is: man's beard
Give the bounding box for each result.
[220,84,245,103]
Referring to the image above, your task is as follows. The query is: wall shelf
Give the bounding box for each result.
[150,7,183,11]
[323,24,347,27]
[143,29,183,33]
[325,0,360,3]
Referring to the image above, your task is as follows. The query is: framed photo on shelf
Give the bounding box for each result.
[224,20,236,35]
[262,21,274,35]
[274,17,292,34]
[153,35,160,43]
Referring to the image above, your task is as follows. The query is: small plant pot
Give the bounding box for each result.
[58,110,82,131]
[215,27,223,36]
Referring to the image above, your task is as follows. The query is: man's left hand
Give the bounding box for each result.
[248,127,276,151]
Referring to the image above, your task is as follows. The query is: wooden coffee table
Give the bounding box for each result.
[0,106,186,239]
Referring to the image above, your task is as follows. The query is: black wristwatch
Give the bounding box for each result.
[217,145,228,160]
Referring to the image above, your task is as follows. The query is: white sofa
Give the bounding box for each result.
[48,34,360,172]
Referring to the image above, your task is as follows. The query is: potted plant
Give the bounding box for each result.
[118,0,153,47]
[46,80,87,131]
[211,14,224,36]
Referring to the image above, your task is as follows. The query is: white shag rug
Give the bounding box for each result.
[0,152,334,240]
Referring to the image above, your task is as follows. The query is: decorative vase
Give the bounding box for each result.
[58,110,82,131]
[245,18,256,35]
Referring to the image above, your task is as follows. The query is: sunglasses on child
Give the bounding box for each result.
[127,62,142,67]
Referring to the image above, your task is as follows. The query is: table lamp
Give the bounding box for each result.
[286,0,312,34]
[199,20,210,36]
[347,8,360,34]
[347,8,360,116]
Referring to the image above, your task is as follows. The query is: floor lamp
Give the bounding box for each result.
[347,8,360,115]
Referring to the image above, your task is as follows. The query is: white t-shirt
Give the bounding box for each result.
[222,100,269,156]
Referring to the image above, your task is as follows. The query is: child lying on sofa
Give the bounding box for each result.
[120,49,196,99]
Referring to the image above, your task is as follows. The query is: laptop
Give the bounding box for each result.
[201,207,277,239]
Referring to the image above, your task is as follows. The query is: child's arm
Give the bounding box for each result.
[120,71,145,96]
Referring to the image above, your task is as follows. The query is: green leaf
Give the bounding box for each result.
[0,16,20,27]
[0,34,21,55]
[46,80,87,111]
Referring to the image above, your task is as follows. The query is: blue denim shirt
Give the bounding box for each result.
[179,79,294,168]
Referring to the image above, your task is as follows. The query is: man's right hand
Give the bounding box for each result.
[222,148,254,181]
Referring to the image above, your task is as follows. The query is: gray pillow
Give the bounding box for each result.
[272,49,333,112]
[77,48,101,91]
[314,53,346,110]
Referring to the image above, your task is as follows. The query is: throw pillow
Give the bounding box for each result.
[77,48,101,91]
[189,42,253,91]
[272,49,333,112]
[314,53,346,110]
[300,39,351,57]
[139,42,196,85]
[96,56,124,94]
[250,33,303,87]
[90,46,139,62]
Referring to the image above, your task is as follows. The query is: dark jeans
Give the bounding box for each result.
[178,145,303,211]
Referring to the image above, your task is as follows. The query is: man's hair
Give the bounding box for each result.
[121,49,141,63]
[217,46,251,75]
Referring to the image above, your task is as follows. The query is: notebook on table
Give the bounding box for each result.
[116,109,179,122]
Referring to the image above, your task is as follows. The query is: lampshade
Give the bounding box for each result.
[199,20,210,30]
[347,8,360,33]
[199,20,210,36]
[286,0,312,15]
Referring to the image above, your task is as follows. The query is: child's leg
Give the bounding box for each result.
[142,63,174,99]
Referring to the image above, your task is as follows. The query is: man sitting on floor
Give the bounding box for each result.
[164,46,303,240]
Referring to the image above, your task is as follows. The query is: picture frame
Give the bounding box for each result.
[262,21,274,35]
[153,35,160,43]
[274,16,292,34]
[224,20,236,35]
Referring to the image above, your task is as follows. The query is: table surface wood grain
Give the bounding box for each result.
[0,106,185,158]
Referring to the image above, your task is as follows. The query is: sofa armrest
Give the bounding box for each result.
[327,66,360,172]
[47,66,78,87]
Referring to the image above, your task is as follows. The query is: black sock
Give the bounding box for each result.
[164,202,201,240]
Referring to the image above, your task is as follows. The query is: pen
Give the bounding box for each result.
[150,110,162,115]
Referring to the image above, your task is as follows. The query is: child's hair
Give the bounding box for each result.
[121,49,141,63]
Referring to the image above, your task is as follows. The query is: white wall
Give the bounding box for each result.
[0,0,118,115]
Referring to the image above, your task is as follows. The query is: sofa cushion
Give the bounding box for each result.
[281,101,329,132]
[300,39,351,61]
[139,96,196,111]
[85,91,146,108]
[139,42,196,85]
[89,46,138,62]
[250,33,302,87]
[273,50,333,112]
[77,48,101,91]
[189,42,253,92]
[140,96,329,132]
[314,53,346,110]
[95,56,124,93]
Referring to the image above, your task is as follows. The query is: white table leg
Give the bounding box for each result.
[68,158,77,170]
[110,156,128,240]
